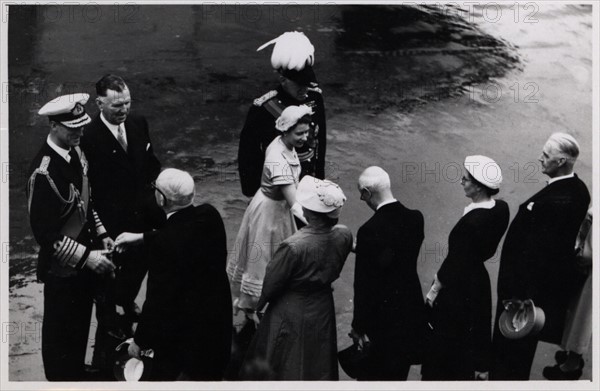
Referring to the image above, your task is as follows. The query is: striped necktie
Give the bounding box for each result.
[116,124,128,152]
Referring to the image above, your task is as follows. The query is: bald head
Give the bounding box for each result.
[358,166,394,211]
[155,168,195,208]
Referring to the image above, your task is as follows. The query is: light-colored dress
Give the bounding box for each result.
[561,208,592,354]
[227,135,300,310]
[241,224,353,380]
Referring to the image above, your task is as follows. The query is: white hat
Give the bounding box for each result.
[464,155,502,190]
[275,105,313,132]
[38,93,92,128]
[296,175,346,216]
[257,31,315,71]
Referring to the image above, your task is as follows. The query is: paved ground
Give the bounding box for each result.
[5,3,595,385]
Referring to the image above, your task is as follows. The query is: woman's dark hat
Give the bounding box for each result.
[499,299,545,339]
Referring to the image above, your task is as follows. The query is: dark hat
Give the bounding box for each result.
[499,299,545,339]
[279,65,318,87]
[38,93,92,128]
[338,341,372,379]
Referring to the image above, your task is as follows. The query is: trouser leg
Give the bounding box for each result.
[42,274,93,381]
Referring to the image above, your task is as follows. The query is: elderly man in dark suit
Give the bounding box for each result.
[115,168,232,380]
[80,74,163,376]
[491,132,590,380]
[350,166,426,380]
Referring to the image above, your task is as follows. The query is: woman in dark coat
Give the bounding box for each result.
[115,168,232,381]
[240,175,353,380]
[421,155,509,380]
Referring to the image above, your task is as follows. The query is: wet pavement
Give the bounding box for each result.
[7,3,594,383]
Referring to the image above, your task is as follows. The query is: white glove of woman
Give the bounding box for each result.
[290,202,308,225]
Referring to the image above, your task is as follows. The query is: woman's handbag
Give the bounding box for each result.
[338,335,372,379]
[499,299,545,339]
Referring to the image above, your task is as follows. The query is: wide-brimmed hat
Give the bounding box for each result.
[499,299,545,339]
[113,339,153,381]
[296,175,346,217]
[464,155,502,190]
[38,93,92,128]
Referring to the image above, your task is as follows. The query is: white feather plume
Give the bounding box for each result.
[257,31,315,71]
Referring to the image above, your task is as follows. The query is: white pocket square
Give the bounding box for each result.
[146,143,151,151]
[527,202,534,211]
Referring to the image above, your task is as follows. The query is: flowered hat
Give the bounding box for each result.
[296,175,346,217]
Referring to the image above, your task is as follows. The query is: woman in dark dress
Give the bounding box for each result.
[240,175,353,380]
[421,155,510,380]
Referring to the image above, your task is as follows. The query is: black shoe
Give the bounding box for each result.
[554,350,568,365]
[542,364,583,380]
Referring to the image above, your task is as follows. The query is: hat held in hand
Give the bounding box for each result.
[499,299,545,339]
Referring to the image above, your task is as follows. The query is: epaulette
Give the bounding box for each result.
[253,90,278,107]
[308,86,322,94]
[37,156,51,174]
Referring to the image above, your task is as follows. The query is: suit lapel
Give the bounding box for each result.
[123,117,145,173]
[93,115,135,173]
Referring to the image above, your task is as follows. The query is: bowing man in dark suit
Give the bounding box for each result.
[115,169,232,380]
[80,74,163,375]
[350,166,426,380]
[491,133,590,380]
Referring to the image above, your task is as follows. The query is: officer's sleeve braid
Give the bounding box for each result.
[52,235,90,269]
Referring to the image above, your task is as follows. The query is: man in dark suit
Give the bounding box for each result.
[115,169,232,380]
[238,31,326,197]
[350,166,426,380]
[27,93,116,380]
[491,132,590,380]
[80,74,163,375]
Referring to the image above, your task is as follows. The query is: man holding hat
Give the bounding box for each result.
[114,169,232,380]
[238,31,327,197]
[350,166,426,380]
[491,133,590,380]
[27,93,116,380]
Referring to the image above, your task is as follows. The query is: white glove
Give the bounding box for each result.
[291,202,308,225]
[85,250,116,276]
[425,274,443,307]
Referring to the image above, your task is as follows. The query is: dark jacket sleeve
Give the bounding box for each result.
[28,173,64,249]
[351,225,377,334]
[140,116,161,184]
[238,106,265,197]
[257,242,296,310]
[314,93,327,179]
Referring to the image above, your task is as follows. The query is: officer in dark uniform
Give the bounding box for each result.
[27,93,116,381]
[238,31,327,197]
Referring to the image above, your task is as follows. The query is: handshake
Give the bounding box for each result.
[85,232,144,276]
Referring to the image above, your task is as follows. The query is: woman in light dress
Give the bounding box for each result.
[227,105,312,314]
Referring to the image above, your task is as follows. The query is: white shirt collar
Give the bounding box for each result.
[377,199,397,210]
[166,211,177,220]
[547,173,574,185]
[463,199,496,216]
[46,135,72,162]
[100,112,127,142]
